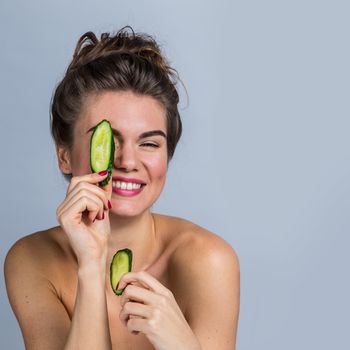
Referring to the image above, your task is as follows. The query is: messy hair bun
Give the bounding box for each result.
[50,26,182,180]
[67,29,172,77]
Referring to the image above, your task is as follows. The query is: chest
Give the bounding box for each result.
[57,258,186,350]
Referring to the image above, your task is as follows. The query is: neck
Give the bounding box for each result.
[107,210,158,271]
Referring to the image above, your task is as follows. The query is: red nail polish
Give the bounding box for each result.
[98,170,108,176]
[108,200,112,209]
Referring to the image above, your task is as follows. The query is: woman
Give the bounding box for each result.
[4,27,240,350]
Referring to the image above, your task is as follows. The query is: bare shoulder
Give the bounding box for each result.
[155,214,240,349]
[4,225,74,312]
[4,227,71,350]
[4,227,68,301]
[154,213,240,295]
[4,226,67,279]
[154,213,239,272]
[4,225,75,295]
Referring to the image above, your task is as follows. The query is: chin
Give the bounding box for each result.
[109,203,149,218]
[110,189,162,218]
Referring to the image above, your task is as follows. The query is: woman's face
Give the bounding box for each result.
[64,90,168,217]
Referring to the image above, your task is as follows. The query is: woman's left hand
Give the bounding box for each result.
[118,271,201,350]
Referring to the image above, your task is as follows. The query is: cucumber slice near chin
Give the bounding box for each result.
[90,119,115,186]
[110,248,133,296]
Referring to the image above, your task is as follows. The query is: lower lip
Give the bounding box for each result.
[112,186,145,197]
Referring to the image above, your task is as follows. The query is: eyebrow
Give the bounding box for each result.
[86,126,167,140]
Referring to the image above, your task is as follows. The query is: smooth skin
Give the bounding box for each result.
[4,91,240,350]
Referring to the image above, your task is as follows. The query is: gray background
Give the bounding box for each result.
[1,0,349,349]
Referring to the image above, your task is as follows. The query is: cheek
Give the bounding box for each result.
[71,141,91,175]
[147,153,168,181]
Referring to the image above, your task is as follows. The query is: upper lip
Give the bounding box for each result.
[112,176,146,185]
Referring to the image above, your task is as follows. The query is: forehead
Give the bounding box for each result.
[77,91,167,134]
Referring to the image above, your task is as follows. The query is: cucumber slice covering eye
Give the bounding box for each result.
[90,119,115,186]
[110,248,133,296]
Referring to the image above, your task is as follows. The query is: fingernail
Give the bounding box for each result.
[98,170,108,176]
[108,200,112,209]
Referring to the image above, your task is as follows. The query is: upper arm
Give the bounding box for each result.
[180,234,240,350]
[4,238,71,350]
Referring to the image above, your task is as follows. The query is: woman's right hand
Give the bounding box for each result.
[56,171,112,267]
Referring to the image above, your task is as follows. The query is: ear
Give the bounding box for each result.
[56,144,72,174]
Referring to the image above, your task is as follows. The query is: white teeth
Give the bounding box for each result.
[112,181,142,190]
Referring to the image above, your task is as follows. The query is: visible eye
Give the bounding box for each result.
[141,142,159,148]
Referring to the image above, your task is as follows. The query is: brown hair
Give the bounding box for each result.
[50,26,182,179]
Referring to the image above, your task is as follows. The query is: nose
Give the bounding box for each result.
[114,142,138,172]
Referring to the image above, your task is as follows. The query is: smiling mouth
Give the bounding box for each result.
[112,180,146,190]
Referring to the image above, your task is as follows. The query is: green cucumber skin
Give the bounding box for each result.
[89,119,115,186]
[110,248,133,296]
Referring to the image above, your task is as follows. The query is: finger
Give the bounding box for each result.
[99,173,112,201]
[118,271,170,297]
[119,302,151,327]
[64,182,110,213]
[67,171,109,195]
[61,195,100,224]
[59,192,103,224]
[58,188,105,222]
[120,284,157,308]
[126,317,147,335]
